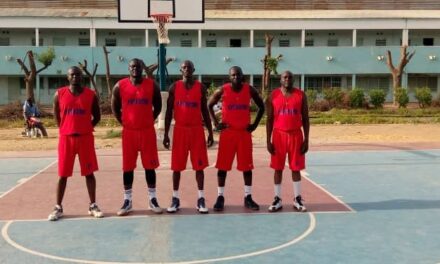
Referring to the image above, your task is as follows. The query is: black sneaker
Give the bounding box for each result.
[293,195,307,212]
[213,195,225,211]
[197,197,209,214]
[149,197,163,214]
[244,195,260,210]
[268,196,283,212]
[167,197,180,213]
[117,199,132,216]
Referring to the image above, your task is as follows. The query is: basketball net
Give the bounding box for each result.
[151,14,172,44]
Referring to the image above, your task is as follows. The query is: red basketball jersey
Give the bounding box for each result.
[173,80,203,127]
[119,77,155,129]
[272,87,304,131]
[58,86,95,136]
[221,83,251,130]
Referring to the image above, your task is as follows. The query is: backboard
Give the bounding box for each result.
[118,0,204,23]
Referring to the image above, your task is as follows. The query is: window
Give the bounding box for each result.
[327,39,339,47]
[48,77,69,90]
[105,38,117,46]
[305,76,342,92]
[408,76,437,92]
[305,39,314,47]
[78,38,90,46]
[31,38,43,46]
[254,39,265,47]
[180,39,192,47]
[279,39,290,47]
[206,40,217,47]
[375,39,387,46]
[357,38,364,46]
[130,37,143,46]
[53,37,66,46]
[0,38,10,46]
[230,39,241,47]
[423,38,434,46]
[357,76,390,90]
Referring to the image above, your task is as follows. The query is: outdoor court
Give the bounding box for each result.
[0,141,440,264]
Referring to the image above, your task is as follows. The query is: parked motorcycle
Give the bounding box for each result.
[23,116,48,138]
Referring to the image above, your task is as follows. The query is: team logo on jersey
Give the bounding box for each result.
[226,104,248,111]
[278,108,299,115]
[176,101,198,108]
[64,108,86,115]
[127,98,150,105]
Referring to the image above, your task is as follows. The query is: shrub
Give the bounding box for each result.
[349,88,365,108]
[310,99,331,112]
[305,89,318,106]
[369,89,386,108]
[394,88,409,108]
[100,100,113,115]
[323,87,344,108]
[37,47,56,66]
[414,87,432,108]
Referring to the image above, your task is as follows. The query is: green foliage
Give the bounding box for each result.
[207,81,217,98]
[394,88,409,108]
[37,47,56,66]
[104,129,122,139]
[323,88,344,108]
[348,88,365,108]
[266,57,279,75]
[368,89,386,108]
[414,87,432,108]
[305,89,318,106]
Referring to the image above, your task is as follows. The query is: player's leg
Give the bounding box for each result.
[167,171,181,213]
[243,170,259,210]
[195,170,208,214]
[268,129,287,212]
[288,131,306,212]
[85,173,104,218]
[145,169,162,214]
[268,170,284,212]
[118,129,138,216]
[237,131,258,210]
[213,170,227,211]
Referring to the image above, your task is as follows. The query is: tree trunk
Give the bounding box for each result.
[262,34,274,96]
[103,46,112,100]
[386,46,415,105]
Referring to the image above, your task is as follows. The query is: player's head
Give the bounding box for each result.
[229,66,243,86]
[67,66,83,86]
[128,58,144,78]
[280,71,294,89]
[180,60,195,79]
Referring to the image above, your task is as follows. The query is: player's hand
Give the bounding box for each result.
[207,133,214,148]
[267,142,275,155]
[246,123,258,133]
[300,139,309,154]
[216,122,228,131]
[163,135,170,149]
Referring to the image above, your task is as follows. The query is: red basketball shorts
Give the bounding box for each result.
[270,128,305,171]
[58,133,98,177]
[216,128,253,171]
[171,125,208,171]
[122,127,159,171]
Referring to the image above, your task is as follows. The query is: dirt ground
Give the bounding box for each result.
[1,124,440,152]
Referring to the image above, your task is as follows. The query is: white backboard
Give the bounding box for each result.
[118,0,204,23]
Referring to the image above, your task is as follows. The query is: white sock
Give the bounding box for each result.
[148,188,156,200]
[172,190,179,198]
[293,181,301,198]
[218,187,225,196]
[198,190,205,198]
[244,185,252,197]
[124,189,133,201]
[274,184,282,198]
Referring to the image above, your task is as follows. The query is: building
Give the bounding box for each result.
[1,0,440,104]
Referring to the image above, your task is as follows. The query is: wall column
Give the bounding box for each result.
[250,30,254,48]
[352,74,356,88]
[301,29,305,48]
[352,29,357,47]
[35,28,39,47]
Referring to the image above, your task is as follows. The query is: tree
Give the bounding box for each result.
[262,33,282,96]
[386,45,415,105]
[78,60,99,100]
[16,48,55,101]
[143,58,173,79]
[103,46,112,100]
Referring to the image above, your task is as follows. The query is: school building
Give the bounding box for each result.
[1,0,440,104]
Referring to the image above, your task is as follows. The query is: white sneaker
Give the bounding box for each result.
[293,195,307,212]
[167,197,180,213]
[268,196,283,212]
[88,203,104,218]
[117,199,132,216]
[48,205,63,221]
[197,197,209,214]
[149,198,163,214]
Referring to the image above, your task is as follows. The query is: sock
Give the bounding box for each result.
[244,185,252,197]
[218,187,225,196]
[124,189,133,201]
[274,184,282,198]
[172,190,179,198]
[148,188,156,200]
[293,181,301,198]
[198,190,205,198]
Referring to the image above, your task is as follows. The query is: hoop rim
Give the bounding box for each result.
[150,13,173,19]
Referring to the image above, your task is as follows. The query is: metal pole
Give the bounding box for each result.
[158,43,167,91]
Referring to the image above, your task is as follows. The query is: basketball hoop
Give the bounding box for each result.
[151,14,172,44]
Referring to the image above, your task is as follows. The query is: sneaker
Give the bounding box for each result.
[197,197,209,214]
[88,203,104,218]
[117,199,132,216]
[293,195,307,212]
[167,197,180,213]
[213,195,225,211]
[149,198,163,214]
[48,205,63,221]
[268,196,283,212]
[244,195,260,210]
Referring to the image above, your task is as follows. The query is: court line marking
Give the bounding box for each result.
[0,160,57,200]
[2,213,315,264]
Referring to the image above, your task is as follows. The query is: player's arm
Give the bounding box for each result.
[152,80,162,120]
[201,84,214,147]
[301,93,310,155]
[53,91,61,127]
[248,85,265,133]
[163,83,175,149]
[207,86,227,131]
[266,92,275,155]
[91,93,101,127]
[111,82,122,125]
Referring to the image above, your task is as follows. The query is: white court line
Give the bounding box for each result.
[0,160,57,200]
[2,213,316,264]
